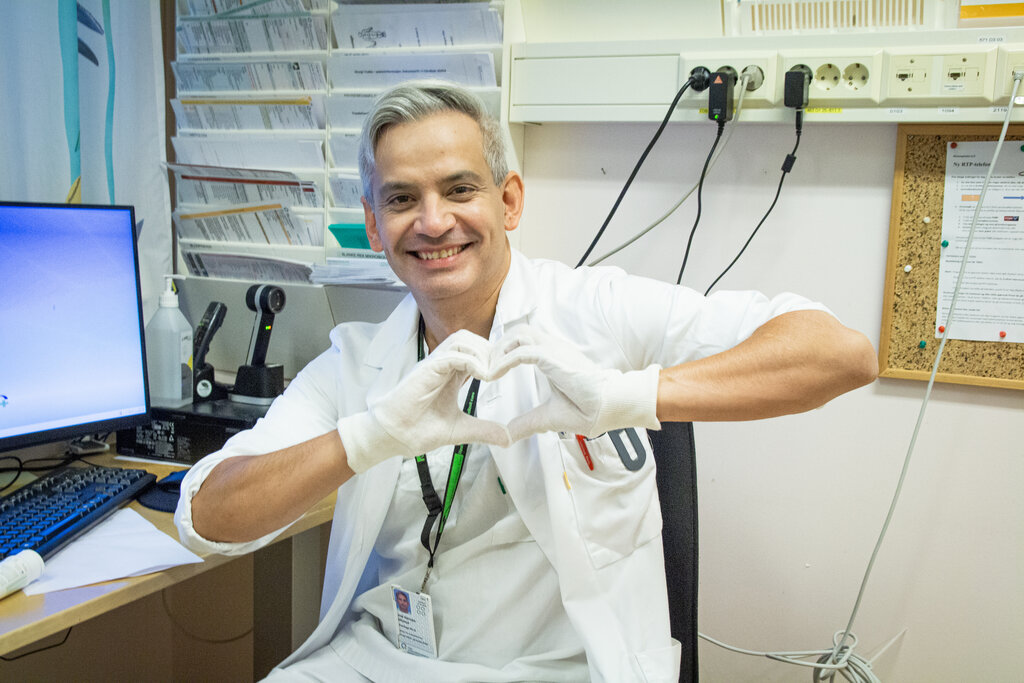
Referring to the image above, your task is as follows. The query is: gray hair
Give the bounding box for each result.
[358,80,509,205]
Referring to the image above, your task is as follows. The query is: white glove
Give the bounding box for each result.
[495,325,662,442]
[338,330,512,473]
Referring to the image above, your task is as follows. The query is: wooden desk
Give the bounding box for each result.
[0,454,335,677]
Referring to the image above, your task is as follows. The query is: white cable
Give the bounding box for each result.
[698,73,1024,682]
[587,74,752,266]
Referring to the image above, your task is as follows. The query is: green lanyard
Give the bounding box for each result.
[415,316,480,591]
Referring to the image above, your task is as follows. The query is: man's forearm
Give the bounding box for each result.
[656,309,878,422]
[190,430,355,543]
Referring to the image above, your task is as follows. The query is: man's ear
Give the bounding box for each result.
[501,171,525,233]
[362,196,384,252]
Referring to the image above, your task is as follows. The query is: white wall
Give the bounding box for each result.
[517,120,1023,681]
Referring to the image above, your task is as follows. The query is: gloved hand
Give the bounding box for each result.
[495,325,662,443]
[338,330,512,473]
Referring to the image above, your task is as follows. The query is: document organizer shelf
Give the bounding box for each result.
[169,2,505,280]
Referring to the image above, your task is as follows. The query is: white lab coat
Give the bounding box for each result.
[175,249,829,682]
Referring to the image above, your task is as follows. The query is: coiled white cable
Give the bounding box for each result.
[698,72,1024,682]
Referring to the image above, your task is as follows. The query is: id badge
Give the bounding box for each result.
[391,584,438,658]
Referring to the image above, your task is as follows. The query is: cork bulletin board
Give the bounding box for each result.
[879,124,1024,390]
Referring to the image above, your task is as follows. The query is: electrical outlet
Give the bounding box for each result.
[882,48,996,105]
[996,47,1024,102]
[678,52,779,107]
[885,53,934,100]
[942,52,993,100]
[778,50,883,105]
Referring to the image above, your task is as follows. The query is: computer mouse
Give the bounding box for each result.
[137,469,189,513]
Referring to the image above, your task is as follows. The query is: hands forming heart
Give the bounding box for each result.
[338,325,661,474]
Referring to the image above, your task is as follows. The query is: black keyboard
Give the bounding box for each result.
[0,465,156,561]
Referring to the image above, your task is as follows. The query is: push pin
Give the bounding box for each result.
[941,239,949,247]
[999,331,1007,339]
[904,265,913,273]
[922,216,931,224]
[918,340,927,348]
[951,142,958,149]
[938,325,946,333]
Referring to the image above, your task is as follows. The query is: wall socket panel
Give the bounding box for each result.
[779,49,883,105]
[679,52,780,107]
[882,47,997,105]
[675,46,1018,110]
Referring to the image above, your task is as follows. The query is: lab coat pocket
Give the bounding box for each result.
[559,429,662,568]
[635,638,682,683]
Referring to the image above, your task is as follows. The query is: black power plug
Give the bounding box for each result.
[689,66,712,92]
[784,64,812,108]
[708,68,738,123]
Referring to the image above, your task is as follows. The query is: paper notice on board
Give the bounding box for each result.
[939,141,1024,342]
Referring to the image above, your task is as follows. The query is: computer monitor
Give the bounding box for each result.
[0,201,150,453]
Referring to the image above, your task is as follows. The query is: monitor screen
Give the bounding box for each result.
[0,202,150,452]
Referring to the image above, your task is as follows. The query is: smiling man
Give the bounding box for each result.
[175,81,877,682]
[360,105,522,348]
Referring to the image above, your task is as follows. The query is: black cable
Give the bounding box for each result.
[675,120,726,285]
[704,110,803,295]
[575,78,697,268]
[0,455,25,493]
[0,453,102,477]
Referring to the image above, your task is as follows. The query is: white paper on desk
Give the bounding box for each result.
[24,509,203,595]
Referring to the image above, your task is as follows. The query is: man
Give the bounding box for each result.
[394,589,411,615]
[175,81,877,682]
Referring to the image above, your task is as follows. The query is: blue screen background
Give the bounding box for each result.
[0,205,147,440]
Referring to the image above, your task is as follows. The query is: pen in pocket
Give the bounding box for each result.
[574,434,594,471]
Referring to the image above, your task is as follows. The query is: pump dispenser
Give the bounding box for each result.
[146,276,193,407]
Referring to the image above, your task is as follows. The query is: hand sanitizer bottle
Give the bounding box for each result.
[147,276,193,408]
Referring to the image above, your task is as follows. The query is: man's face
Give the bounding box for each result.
[362,111,523,310]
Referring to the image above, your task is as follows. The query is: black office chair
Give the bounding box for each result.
[649,421,699,683]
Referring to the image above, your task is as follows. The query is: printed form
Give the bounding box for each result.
[940,141,1024,342]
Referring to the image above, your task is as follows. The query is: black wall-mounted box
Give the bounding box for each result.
[116,400,268,464]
